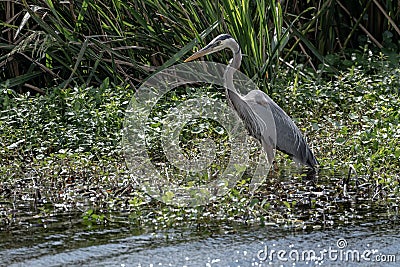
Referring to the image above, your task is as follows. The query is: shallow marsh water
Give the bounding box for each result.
[1,167,399,266]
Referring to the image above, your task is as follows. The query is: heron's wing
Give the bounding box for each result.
[243,90,318,168]
[226,89,276,165]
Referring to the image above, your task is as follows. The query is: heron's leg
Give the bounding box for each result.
[261,140,275,166]
[273,160,279,171]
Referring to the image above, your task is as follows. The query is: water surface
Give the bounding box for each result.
[1,167,398,266]
[1,221,399,266]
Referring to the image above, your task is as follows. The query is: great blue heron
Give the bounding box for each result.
[184,34,318,170]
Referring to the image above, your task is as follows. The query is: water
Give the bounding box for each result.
[1,167,399,266]
[1,222,399,266]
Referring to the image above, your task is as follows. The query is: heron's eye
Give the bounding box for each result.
[214,41,221,47]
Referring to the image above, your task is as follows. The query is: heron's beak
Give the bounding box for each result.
[184,44,217,62]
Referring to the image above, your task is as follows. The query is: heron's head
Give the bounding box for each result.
[184,34,238,62]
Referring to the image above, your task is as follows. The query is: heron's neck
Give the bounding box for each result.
[223,44,241,93]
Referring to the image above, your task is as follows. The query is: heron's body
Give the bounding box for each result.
[185,34,318,169]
